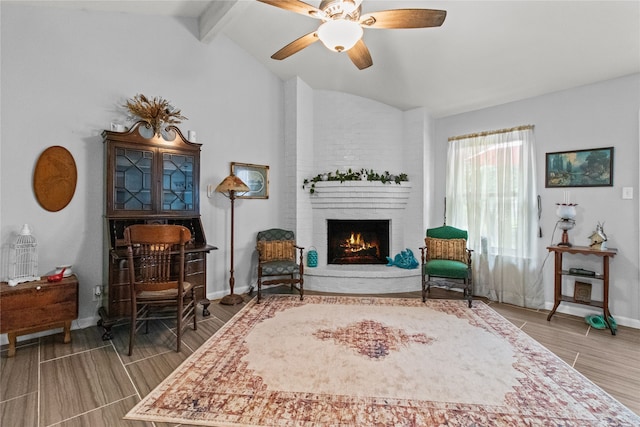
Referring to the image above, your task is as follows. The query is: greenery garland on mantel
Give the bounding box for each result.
[303,169,408,194]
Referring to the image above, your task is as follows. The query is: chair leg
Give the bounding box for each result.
[299,275,304,301]
[176,296,183,353]
[192,288,198,331]
[257,277,262,303]
[128,299,137,356]
[422,275,432,303]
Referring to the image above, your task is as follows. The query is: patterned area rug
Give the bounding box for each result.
[126,295,640,426]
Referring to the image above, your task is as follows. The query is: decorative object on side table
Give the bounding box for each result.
[556,196,577,247]
[55,264,73,277]
[589,222,607,250]
[568,267,595,277]
[215,174,250,305]
[573,281,592,303]
[46,264,73,282]
[8,224,40,286]
[123,94,187,135]
[47,268,67,282]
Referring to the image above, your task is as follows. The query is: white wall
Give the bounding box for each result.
[434,74,640,327]
[312,90,405,174]
[0,3,286,327]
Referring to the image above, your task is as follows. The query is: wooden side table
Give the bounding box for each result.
[546,245,617,335]
[0,275,79,356]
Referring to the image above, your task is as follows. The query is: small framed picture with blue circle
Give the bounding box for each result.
[231,162,269,199]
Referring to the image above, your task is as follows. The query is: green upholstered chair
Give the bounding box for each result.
[256,228,304,303]
[420,225,473,307]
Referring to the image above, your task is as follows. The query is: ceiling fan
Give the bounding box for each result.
[257,0,446,70]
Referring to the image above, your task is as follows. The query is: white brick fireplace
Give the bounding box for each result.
[284,79,434,294]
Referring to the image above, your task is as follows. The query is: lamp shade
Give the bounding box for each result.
[215,174,250,195]
[317,19,363,52]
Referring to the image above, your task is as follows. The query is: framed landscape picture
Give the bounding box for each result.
[545,147,613,188]
[231,162,269,199]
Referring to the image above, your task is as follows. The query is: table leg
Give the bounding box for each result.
[547,251,563,321]
[601,255,616,335]
[7,332,17,357]
[63,320,72,344]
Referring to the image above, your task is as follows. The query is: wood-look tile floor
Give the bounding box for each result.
[1,287,638,426]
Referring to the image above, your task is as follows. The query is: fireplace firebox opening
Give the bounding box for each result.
[327,219,390,265]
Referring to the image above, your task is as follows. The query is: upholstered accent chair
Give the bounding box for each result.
[124,224,197,356]
[256,228,304,303]
[420,225,473,307]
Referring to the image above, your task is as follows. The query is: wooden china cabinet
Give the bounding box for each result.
[99,121,214,339]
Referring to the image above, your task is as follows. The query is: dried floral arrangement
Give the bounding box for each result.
[123,94,187,134]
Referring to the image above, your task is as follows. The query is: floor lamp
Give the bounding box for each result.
[215,174,250,305]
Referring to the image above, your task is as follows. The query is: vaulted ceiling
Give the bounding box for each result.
[29,0,640,117]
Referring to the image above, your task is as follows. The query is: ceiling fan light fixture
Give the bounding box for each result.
[340,0,363,14]
[317,19,363,52]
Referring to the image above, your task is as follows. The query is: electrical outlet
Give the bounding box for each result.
[93,285,102,301]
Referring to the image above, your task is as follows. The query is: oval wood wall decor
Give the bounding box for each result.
[33,145,78,212]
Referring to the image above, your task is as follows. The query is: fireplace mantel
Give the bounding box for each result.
[309,181,412,209]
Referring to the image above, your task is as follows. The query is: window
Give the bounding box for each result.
[446,126,542,307]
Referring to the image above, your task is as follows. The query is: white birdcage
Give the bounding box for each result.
[8,224,40,286]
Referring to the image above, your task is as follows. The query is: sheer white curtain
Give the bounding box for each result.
[446,126,543,308]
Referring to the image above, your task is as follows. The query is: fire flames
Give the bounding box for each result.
[340,232,378,256]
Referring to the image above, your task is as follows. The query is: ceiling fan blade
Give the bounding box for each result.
[347,39,373,70]
[359,9,446,29]
[271,31,319,60]
[256,0,324,19]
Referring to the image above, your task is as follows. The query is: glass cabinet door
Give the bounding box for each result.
[114,147,154,211]
[161,151,195,212]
